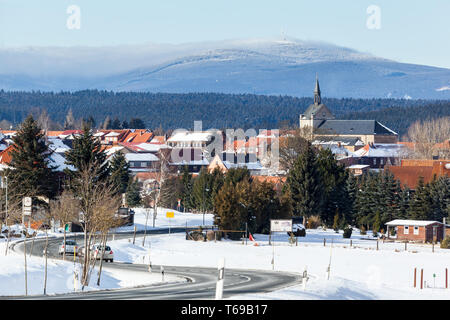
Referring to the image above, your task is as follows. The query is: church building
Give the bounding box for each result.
[299,77,398,144]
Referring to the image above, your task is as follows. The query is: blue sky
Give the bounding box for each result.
[0,0,449,68]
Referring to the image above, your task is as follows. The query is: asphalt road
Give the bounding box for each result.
[8,229,301,300]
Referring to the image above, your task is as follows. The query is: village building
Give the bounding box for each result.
[124,153,160,173]
[386,159,450,189]
[207,153,264,175]
[299,77,399,144]
[386,219,444,243]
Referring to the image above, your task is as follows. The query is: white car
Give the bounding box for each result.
[80,245,114,262]
[58,240,78,255]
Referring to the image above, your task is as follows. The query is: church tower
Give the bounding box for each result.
[313,75,321,105]
[299,75,335,130]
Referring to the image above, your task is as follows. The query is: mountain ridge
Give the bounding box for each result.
[0,38,448,99]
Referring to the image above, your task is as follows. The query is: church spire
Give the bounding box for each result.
[314,75,321,105]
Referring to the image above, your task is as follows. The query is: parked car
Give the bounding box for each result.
[80,245,114,262]
[58,240,78,255]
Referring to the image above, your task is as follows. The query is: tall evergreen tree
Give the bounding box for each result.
[286,143,322,223]
[408,177,431,220]
[111,118,122,130]
[396,182,410,219]
[64,124,110,191]
[316,148,348,226]
[126,179,141,207]
[428,176,450,222]
[6,115,58,200]
[181,166,194,211]
[192,168,213,212]
[109,151,130,194]
[129,118,146,129]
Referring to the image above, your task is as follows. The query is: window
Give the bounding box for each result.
[414,226,419,235]
[141,162,147,168]
[129,162,135,167]
[404,226,409,234]
[373,159,377,165]
[380,159,384,165]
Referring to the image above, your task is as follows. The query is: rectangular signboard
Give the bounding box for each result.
[270,219,292,232]
[166,211,175,218]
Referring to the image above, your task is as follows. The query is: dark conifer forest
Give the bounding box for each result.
[0,90,447,135]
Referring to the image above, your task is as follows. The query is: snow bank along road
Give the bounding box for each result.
[7,229,301,300]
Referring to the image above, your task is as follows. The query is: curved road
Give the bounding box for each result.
[7,229,301,300]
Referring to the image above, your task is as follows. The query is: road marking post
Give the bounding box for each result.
[215,258,225,300]
[414,268,417,288]
[302,266,308,291]
[161,265,164,282]
[421,269,423,289]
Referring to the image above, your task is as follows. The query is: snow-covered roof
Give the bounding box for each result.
[105,132,121,137]
[93,132,106,137]
[348,165,370,169]
[170,159,210,166]
[353,144,407,158]
[136,143,168,152]
[48,138,70,153]
[386,219,443,227]
[50,152,75,171]
[125,153,159,162]
[167,131,213,143]
[106,146,125,157]
[223,161,263,171]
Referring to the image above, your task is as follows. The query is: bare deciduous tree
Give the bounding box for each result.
[49,189,80,261]
[406,117,450,159]
[73,161,122,288]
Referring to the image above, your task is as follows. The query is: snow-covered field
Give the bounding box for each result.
[108,209,450,300]
[3,208,450,299]
[115,207,214,232]
[0,207,206,297]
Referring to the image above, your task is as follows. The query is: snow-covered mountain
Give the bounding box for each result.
[0,38,449,99]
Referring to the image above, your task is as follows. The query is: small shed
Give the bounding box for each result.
[386,219,444,243]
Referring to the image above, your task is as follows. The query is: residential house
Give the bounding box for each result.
[386,219,444,243]
[124,153,160,174]
[208,153,264,175]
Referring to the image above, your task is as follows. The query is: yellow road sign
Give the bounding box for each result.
[166,211,174,218]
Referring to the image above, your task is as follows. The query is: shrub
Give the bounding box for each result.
[306,216,321,229]
[343,227,352,238]
[206,231,215,241]
[360,226,367,235]
[441,237,450,249]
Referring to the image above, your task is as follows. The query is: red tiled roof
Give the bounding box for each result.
[150,136,166,144]
[117,142,147,152]
[387,166,434,189]
[0,145,15,164]
[46,131,64,137]
[401,159,450,167]
[387,161,449,189]
[61,130,83,135]
[123,130,154,143]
